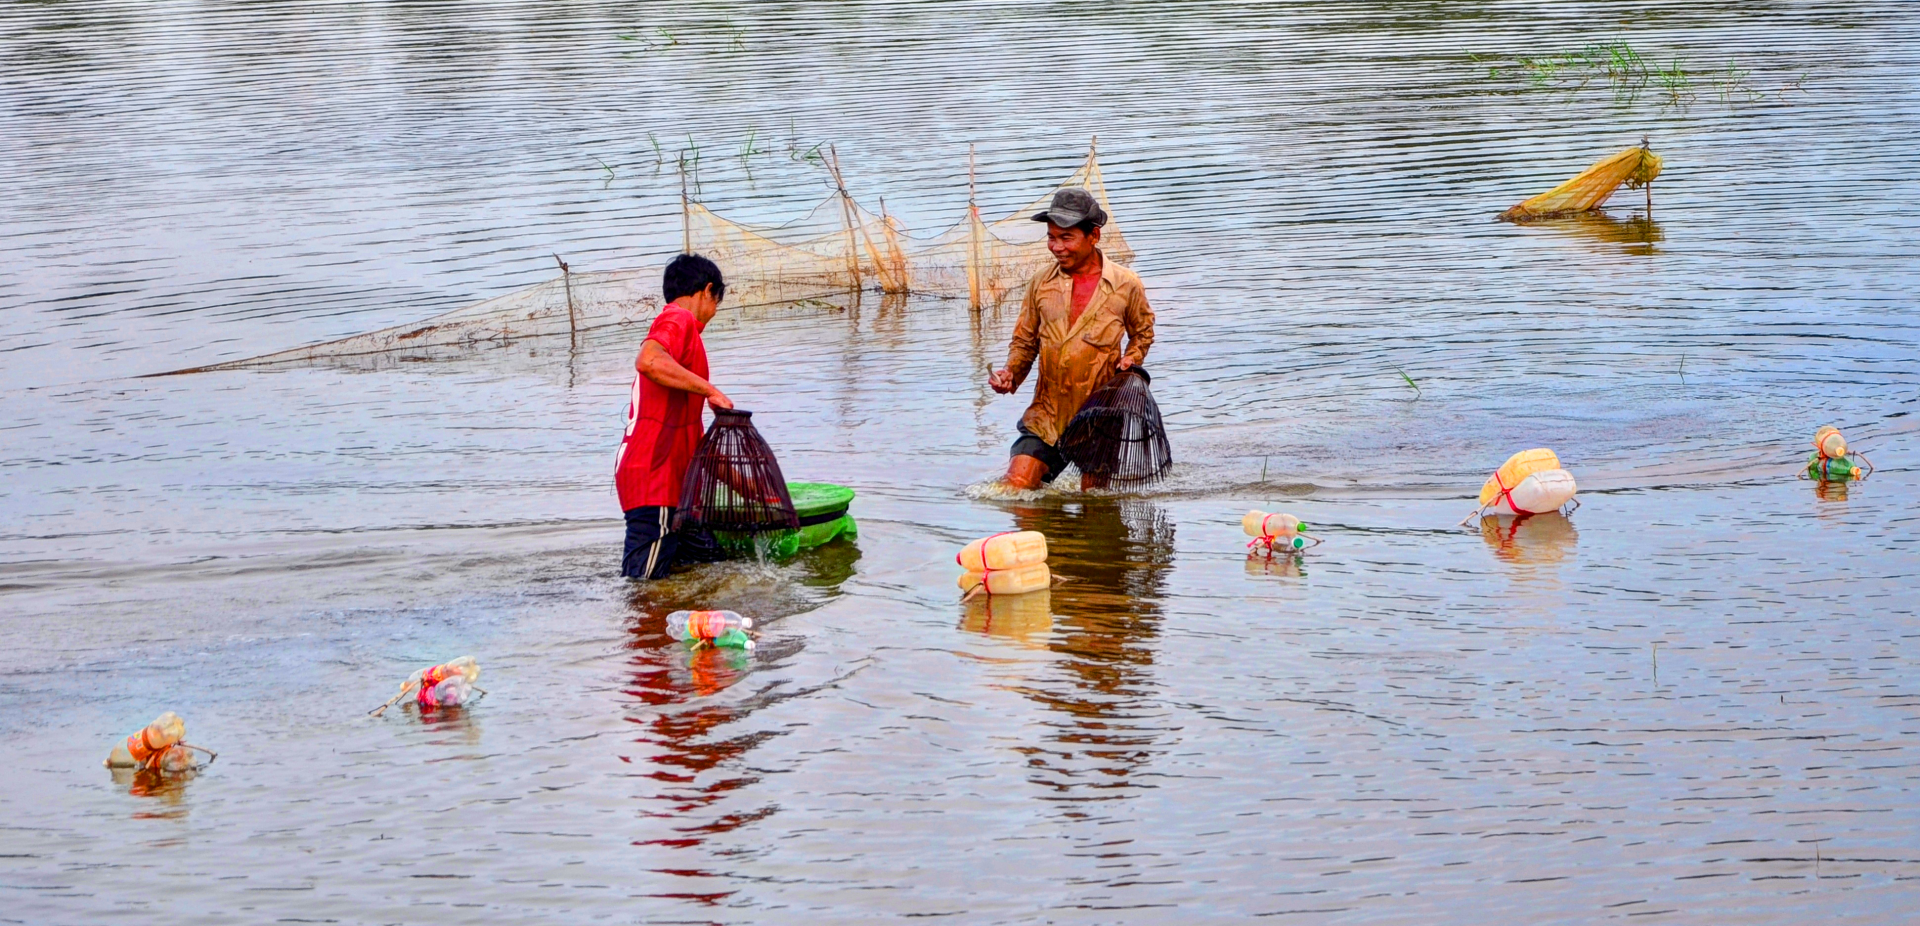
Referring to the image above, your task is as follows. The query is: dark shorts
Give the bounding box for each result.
[623,506,722,580]
[1010,424,1066,484]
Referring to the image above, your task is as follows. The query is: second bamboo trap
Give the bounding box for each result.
[1058,368,1173,486]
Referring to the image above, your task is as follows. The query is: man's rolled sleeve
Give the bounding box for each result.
[1122,286,1155,368]
[1005,287,1042,389]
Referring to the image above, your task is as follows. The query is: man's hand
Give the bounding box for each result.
[1116,356,1135,372]
[988,368,1016,394]
[707,388,734,411]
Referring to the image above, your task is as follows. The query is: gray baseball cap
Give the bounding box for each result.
[1029,187,1108,228]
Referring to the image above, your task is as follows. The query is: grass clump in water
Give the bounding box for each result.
[1469,40,1777,106]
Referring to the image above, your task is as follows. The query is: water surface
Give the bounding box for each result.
[3,1,1919,922]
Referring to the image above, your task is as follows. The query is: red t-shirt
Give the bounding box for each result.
[1069,266,1101,326]
[614,305,709,511]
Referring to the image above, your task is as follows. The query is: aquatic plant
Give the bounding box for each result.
[1470,40,1780,107]
[615,27,679,53]
[1389,362,1421,398]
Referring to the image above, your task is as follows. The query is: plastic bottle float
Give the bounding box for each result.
[1803,425,1872,482]
[369,656,487,717]
[1242,510,1320,557]
[957,530,1064,600]
[666,609,756,650]
[105,711,216,772]
[1459,448,1578,524]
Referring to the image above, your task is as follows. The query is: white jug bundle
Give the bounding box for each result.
[1805,425,1872,482]
[369,655,486,717]
[1242,510,1320,556]
[957,531,1055,599]
[105,711,216,773]
[1461,448,1578,523]
[958,561,1052,597]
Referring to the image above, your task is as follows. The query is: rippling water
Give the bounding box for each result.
[4,1,1919,922]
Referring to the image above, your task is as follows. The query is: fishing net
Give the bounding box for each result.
[686,146,1132,307]
[159,144,1130,375]
[1056,367,1173,485]
[675,408,799,534]
[1497,142,1663,222]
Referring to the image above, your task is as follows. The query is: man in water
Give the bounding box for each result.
[616,254,732,579]
[988,187,1156,490]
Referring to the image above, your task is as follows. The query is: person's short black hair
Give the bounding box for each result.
[663,253,725,304]
[1072,218,1101,235]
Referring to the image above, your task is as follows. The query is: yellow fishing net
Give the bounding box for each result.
[164,146,1127,374]
[1498,143,1663,222]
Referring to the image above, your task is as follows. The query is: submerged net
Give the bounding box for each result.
[675,409,799,534]
[1057,368,1173,485]
[1498,143,1663,222]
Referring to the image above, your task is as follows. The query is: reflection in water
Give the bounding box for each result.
[111,766,194,809]
[1003,499,1173,820]
[960,587,1054,646]
[1532,210,1665,255]
[615,541,856,904]
[1480,512,1579,564]
[1244,551,1306,579]
[406,704,482,747]
[1813,478,1852,503]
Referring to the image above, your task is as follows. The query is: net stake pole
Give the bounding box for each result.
[553,254,577,345]
[679,157,692,254]
[967,144,982,311]
[827,145,863,294]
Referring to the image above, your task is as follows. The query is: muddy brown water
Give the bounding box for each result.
[4,1,1920,922]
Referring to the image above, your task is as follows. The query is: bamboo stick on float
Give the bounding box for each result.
[553,254,577,344]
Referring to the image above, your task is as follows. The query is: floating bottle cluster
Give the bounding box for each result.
[369,656,484,717]
[1242,510,1315,556]
[105,711,210,774]
[666,609,756,650]
[1806,425,1872,482]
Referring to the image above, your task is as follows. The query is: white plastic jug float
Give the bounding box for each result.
[958,531,1047,572]
[1461,448,1578,523]
[957,530,1060,600]
[1241,510,1321,556]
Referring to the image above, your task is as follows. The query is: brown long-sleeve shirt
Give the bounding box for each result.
[1004,253,1156,445]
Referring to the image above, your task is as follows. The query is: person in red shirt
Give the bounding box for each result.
[617,254,733,579]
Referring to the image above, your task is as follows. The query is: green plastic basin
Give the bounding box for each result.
[712,481,857,560]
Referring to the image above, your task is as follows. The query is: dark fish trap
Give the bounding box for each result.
[675,409,800,533]
[1057,367,1172,485]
